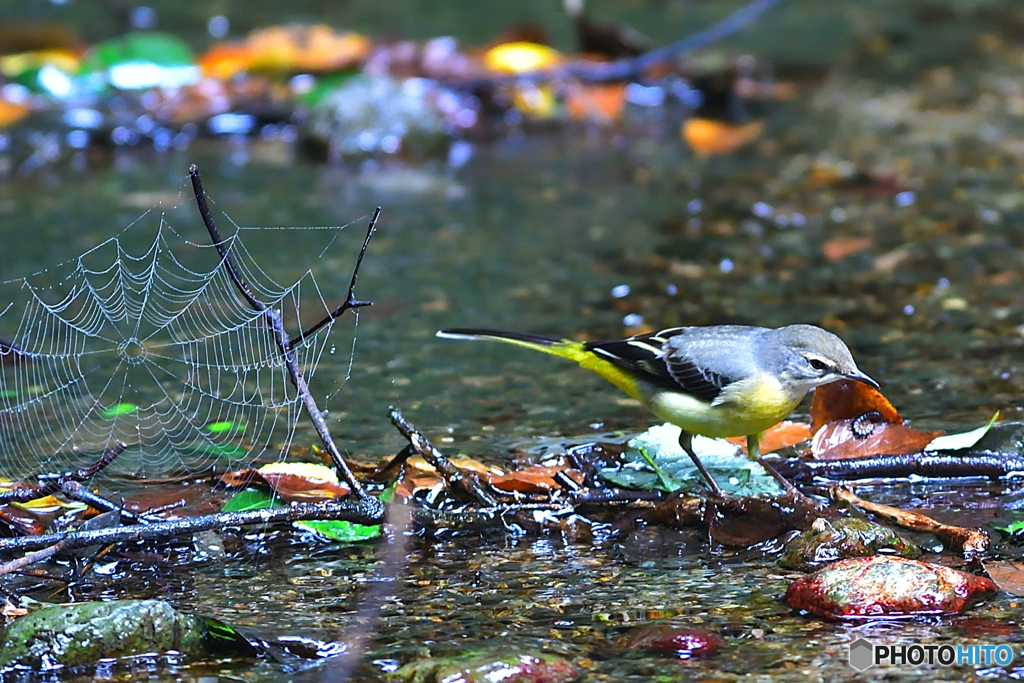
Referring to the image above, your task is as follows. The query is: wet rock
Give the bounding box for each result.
[784,556,998,620]
[778,517,921,571]
[619,624,724,658]
[389,648,578,683]
[0,599,207,669]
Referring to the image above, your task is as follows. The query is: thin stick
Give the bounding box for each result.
[188,165,372,501]
[289,208,379,350]
[830,485,989,556]
[0,499,383,555]
[0,443,128,505]
[0,542,65,578]
[388,406,499,507]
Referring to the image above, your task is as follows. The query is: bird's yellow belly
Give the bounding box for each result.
[645,377,800,438]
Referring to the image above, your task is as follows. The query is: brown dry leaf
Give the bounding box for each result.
[810,379,902,432]
[0,506,46,536]
[2,601,28,618]
[821,236,874,263]
[219,462,350,501]
[982,559,1024,596]
[810,380,943,460]
[394,472,443,501]
[812,419,942,460]
[487,465,584,494]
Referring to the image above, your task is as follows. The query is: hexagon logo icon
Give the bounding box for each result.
[849,638,875,671]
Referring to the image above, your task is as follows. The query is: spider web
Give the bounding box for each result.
[0,193,362,481]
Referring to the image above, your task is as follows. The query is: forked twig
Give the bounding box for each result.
[289,207,379,350]
[189,165,376,504]
[388,406,499,507]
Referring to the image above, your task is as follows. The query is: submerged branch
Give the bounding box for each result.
[0,499,383,555]
[773,452,1024,482]
[188,164,373,499]
[830,485,989,556]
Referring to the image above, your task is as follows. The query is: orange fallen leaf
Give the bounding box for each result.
[726,420,812,454]
[487,465,585,494]
[810,380,942,460]
[682,118,763,156]
[0,98,29,128]
[198,42,253,80]
[566,83,625,122]
[822,236,874,263]
[810,379,902,433]
[244,25,370,73]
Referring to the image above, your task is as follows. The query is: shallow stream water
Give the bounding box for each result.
[3,0,1024,681]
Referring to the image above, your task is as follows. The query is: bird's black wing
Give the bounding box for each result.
[585,328,732,402]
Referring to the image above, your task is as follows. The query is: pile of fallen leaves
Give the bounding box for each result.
[0,10,791,171]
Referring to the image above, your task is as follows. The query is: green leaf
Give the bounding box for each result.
[82,32,196,72]
[599,423,784,496]
[99,403,137,418]
[994,518,1024,535]
[206,421,245,434]
[296,69,362,108]
[222,488,281,512]
[924,412,999,452]
[295,519,381,542]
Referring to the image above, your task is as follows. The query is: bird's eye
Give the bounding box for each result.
[808,358,829,371]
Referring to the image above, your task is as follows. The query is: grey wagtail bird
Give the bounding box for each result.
[436,324,877,496]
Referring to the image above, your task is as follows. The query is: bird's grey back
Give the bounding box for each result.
[662,325,776,384]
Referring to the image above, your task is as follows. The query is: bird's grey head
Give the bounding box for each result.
[771,324,877,394]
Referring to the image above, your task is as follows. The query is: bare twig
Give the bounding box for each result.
[0,445,145,524]
[830,485,989,556]
[446,0,784,88]
[0,499,382,555]
[289,207,379,350]
[189,164,374,502]
[0,542,66,578]
[388,406,499,507]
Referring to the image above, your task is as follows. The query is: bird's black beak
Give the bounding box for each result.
[845,368,879,389]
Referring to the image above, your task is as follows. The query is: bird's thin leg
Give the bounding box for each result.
[746,431,795,492]
[678,430,726,498]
